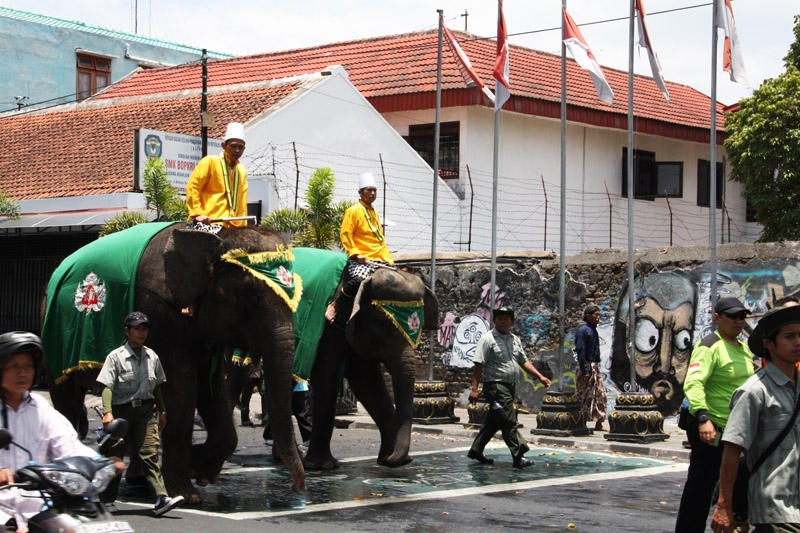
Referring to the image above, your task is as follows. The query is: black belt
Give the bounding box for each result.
[115,399,153,408]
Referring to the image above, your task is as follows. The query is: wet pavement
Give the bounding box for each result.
[47,389,693,531]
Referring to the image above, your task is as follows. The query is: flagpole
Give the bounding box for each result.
[558,0,567,392]
[627,0,637,391]
[710,0,719,314]
[429,10,443,381]
[489,0,504,316]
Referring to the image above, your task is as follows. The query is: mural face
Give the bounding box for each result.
[611,271,696,415]
[630,298,694,411]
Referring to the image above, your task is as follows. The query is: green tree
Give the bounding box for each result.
[0,189,20,219]
[260,168,353,249]
[725,15,800,241]
[143,157,186,221]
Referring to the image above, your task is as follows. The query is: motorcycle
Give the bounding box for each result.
[0,419,134,533]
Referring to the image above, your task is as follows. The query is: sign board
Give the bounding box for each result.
[135,129,222,194]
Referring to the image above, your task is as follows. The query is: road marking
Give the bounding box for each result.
[131,445,687,520]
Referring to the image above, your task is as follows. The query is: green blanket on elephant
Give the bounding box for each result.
[291,248,347,380]
[41,222,175,382]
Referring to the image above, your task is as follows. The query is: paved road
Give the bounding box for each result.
[75,394,693,532]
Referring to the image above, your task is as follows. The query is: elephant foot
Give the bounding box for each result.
[165,478,200,505]
[190,443,226,486]
[303,453,340,471]
[377,454,413,468]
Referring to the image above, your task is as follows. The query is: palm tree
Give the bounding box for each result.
[261,168,352,250]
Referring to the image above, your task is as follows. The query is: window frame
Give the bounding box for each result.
[76,53,112,101]
[621,148,683,200]
[696,159,724,208]
[404,121,460,180]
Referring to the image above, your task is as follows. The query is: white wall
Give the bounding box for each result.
[240,67,462,255]
[384,106,759,255]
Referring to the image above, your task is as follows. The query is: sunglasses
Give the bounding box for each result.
[723,311,748,320]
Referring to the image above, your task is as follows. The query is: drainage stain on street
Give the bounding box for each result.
[178,447,669,514]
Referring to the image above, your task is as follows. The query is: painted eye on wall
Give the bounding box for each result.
[634,319,660,354]
[673,329,692,351]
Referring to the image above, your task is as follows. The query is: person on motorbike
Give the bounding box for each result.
[0,331,124,533]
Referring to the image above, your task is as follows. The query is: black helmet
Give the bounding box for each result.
[0,331,44,366]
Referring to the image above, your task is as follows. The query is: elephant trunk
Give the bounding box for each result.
[381,348,416,467]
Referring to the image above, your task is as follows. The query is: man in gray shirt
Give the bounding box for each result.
[712,305,800,532]
[467,307,551,468]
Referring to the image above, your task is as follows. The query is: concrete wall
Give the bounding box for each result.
[403,241,800,416]
[0,12,219,112]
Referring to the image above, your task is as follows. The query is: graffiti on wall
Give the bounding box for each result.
[438,259,800,416]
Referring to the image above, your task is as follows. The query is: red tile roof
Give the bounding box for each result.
[0,83,298,200]
[98,29,725,142]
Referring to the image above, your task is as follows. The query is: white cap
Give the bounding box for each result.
[359,172,376,189]
[224,122,246,143]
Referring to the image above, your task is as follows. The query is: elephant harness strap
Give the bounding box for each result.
[220,246,304,312]
[371,299,425,348]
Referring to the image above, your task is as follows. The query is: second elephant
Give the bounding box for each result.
[302,265,437,470]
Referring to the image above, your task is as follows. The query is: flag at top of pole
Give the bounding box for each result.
[441,22,496,104]
[635,0,669,102]
[716,0,748,84]
[493,0,510,111]
[563,8,614,105]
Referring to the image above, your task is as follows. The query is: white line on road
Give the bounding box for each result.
[167,462,688,521]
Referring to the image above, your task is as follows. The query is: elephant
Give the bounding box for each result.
[301,265,438,470]
[43,223,305,503]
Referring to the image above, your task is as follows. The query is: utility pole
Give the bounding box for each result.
[461,10,469,31]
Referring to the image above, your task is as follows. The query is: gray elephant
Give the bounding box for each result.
[42,222,305,503]
[299,264,438,470]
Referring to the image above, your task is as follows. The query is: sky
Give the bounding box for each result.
[3,0,797,105]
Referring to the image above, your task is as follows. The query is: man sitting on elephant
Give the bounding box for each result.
[185,122,249,233]
[325,172,394,323]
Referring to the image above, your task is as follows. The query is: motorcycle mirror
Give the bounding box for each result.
[105,418,129,439]
[0,428,11,449]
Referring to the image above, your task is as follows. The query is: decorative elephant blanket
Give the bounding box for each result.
[41,222,175,382]
[291,248,347,380]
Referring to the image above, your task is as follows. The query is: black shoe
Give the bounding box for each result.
[154,495,184,516]
[467,450,494,465]
[513,456,534,468]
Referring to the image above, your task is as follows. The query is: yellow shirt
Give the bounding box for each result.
[186,153,249,227]
[340,200,393,264]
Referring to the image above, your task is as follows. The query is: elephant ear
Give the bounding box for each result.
[348,274,373,326]
[163,228,224,308]
[422,285,439,331]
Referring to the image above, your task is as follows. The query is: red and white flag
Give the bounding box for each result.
[635,0,669,102]
[716,0,748,84]
[493,0,510,111]
[563,9,614,105]
[442,23,495,104]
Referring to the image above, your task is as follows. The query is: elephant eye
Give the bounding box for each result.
[673,329,692,352]
[634,319,659,354]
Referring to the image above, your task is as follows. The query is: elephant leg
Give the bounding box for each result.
[46,371,87,437]
[160,362,202,504]
[304,328,347,471]
[190,354,238,489]
[344,359,408,466]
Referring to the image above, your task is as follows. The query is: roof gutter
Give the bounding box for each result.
[125,43,175,69]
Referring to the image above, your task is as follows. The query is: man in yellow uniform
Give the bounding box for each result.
[325,172,393,322]
[185,122,249,232]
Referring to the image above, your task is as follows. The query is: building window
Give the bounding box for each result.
[746,198,757,222]
[77,54,111,101]
[621,148,683,199]
[697,159,724,208]
[404,122,460,180]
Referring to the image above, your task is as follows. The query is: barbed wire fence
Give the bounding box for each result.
[246,140,756,255]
